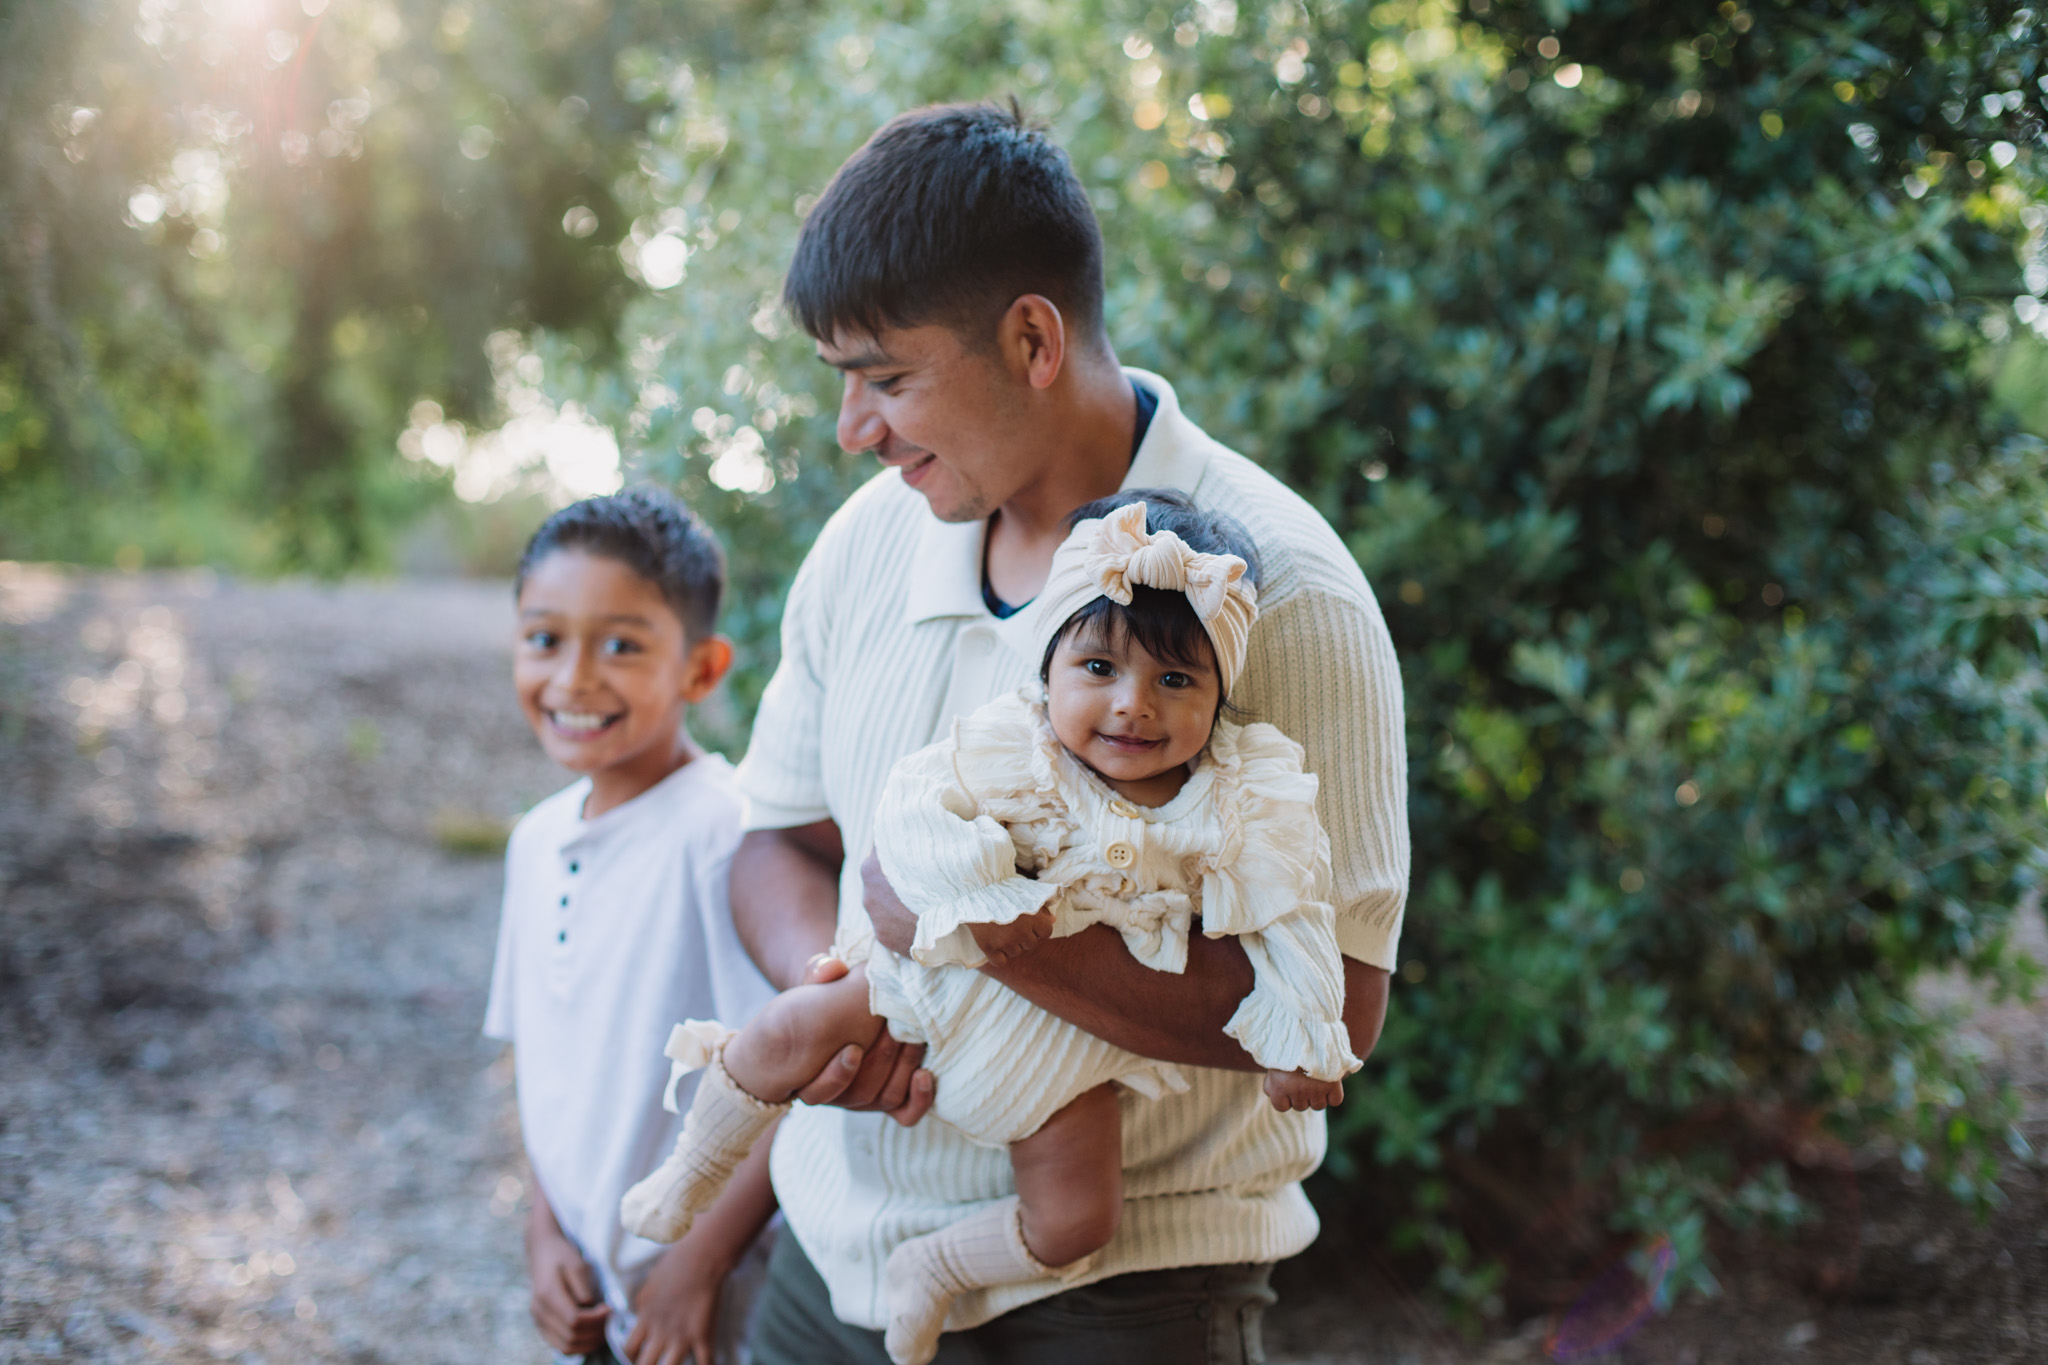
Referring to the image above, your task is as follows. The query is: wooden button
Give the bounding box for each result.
[1105,840,1137,869]
[1108,799,1141,819]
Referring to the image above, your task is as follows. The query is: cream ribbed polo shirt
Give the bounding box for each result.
[735,369,1409,1332]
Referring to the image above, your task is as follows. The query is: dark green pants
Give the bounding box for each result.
[749,1228,1275,1365]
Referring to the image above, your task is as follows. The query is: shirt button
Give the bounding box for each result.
[559,894,569,907]
[1108,799,1140,819]
[568,861,579,874]
[1105,840,1136,869]
[557,930,567,943]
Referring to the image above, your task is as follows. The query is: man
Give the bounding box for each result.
[731,102,1409,1363]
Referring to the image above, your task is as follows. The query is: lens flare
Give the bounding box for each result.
[1545,1234,1675,1361]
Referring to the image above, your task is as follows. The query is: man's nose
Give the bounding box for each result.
[837,374,888,454]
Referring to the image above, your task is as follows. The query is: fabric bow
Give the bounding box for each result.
[659,1018,736,1113]
[1030,500,1260,690]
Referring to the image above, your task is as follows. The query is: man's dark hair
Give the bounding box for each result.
[1038,488,1262,696]
[784,100,1105,347]
[514,487,725,642]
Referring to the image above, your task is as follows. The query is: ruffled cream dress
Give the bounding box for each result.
[862,687,1360,1149]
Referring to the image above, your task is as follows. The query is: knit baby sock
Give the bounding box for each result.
[619,1043,788,1243]
[883,1196,1084,1365]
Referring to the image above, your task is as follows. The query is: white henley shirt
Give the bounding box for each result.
[484,755,776,1356]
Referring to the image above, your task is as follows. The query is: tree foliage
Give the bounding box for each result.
[0,0,748,568]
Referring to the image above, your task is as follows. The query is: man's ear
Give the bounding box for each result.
[997,294,1066,391]
[679,634,735,702]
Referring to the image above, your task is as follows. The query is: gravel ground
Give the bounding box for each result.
[1,564,2043,1365]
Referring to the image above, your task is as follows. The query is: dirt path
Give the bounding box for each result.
[1,566,2042,1364]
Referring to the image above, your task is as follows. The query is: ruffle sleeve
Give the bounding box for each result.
[1198,720,1333,939]
[1222,901,1362,1082]
[873,695,1066,969]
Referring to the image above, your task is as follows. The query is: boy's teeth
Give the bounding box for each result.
[552,711,611,731]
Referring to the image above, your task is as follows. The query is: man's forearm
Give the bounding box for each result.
[987,930,1393,1071]
[732,823,844,990]
[983,925,1263,1069]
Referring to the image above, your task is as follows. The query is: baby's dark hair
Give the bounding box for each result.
[1037,488,1261,689]
[515,487,725,641]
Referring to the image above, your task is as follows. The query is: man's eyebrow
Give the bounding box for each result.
[817,345,895,371]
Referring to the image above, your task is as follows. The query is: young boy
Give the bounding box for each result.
[484,488,777,1364]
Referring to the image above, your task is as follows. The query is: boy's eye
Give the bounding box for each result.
[867,373,903,394]
[1083,658,1115,678]
[524,630,558,650]
[602,636,643,656]
[1160,671,1192,689]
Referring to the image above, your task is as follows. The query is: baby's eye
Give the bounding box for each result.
[1160,671,1193,689]
[1083,658,1115,678]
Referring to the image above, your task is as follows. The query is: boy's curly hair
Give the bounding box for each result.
[515,488,725,641]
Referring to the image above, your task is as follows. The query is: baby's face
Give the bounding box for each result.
[1044,623,1220,808]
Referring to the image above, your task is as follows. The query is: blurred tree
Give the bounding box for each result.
[569,0,2048,1312]
[0,0,788,569]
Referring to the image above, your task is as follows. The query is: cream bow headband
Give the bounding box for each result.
[1029,501,1260,690]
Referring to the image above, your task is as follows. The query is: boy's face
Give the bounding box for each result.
[514,549,728,796]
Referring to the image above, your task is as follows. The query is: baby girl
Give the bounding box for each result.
[622,489,1360,1364]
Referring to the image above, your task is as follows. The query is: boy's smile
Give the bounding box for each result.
[514,550,731,819]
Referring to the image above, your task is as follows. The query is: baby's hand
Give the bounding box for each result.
[1263,1070,1345,1113]
[970,907,1056,964]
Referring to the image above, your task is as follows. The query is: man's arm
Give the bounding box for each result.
[862,850,1390,1069]
[731,822,844,991]
[731,823,934,1119]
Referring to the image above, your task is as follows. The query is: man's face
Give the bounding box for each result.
[819,322,1033,524]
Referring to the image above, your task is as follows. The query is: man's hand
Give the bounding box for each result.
[526,1200,610,1355]
[623,1238,728,1365]
[1263,1070,1346,1113]
[790,954,935,1126]
[969,906,1056,963]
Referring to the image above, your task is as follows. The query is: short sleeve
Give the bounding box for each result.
[735,537,836,830]
[1231,586,1409,968]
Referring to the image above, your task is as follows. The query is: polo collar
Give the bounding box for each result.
[902,368,1216,627]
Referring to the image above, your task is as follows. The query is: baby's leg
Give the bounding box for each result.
[723,966,887,1103]
[621,970,884,1244]
[1010,1082,1123,1266]
[882,1086,1122,1365]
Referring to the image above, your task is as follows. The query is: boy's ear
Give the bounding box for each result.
[679,634,735,703]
